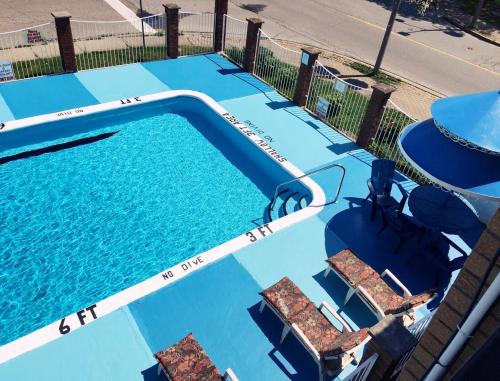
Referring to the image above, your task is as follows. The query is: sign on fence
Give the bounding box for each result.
[24,29,44,44]
[0,61,14,82]
[335,79,347,94]
[316,96,330,119]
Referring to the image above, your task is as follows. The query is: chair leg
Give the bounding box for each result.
[318,362,325,381]
[345,287,356,304]
[324,266,331,278]
[259,299,266,313]
[370,200,378,220]
[280,324,291,344]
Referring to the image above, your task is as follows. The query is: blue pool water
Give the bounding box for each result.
[0,98,274,345]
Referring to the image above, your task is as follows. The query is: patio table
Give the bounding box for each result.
[408,185,478,235]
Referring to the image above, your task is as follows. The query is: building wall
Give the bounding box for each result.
[398,208,500,381]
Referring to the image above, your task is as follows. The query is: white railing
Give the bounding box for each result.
[343,353,379,381]
[71,14,167,70]
[306,61,372,140]
[179,12,214,56]
[371,99,423,179]
[391,312,435,378]
[254,29,301,98]
[222,15,247,67]
[0,22,62,80]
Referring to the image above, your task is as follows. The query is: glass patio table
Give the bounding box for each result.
[408,185,478,235]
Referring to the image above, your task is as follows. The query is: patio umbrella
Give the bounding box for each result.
[398,90,500,222]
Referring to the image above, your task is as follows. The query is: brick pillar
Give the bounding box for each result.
[164,4,180,58]
[356,83,395,149]
[293,48,320,107]
[397,208,500,381]
[361,316,417,381]
[213,0,228,52]
[243,18,263,73]
[51,11,76,73]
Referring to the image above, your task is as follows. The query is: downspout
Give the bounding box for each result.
[424,272,500,381]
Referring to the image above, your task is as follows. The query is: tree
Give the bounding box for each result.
[469,0,487,28]
[373,0,435,75]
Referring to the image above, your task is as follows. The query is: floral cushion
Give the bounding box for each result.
[390,289,437,315]
[155,333,222,381]
[291,304,342,354]
[320,328,370,357]
[358,275,405,314]
[326,249,377,287]
[260,277,312,323]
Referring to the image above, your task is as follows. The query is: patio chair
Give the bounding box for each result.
[154,333,239,381]
[364,159,397,220]
[324,249,437,326]
[259,277,370,381]
[376,187,425,253]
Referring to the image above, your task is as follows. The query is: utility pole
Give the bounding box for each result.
[373,0,402,75]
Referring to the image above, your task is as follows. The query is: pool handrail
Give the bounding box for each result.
[269,162,346,211]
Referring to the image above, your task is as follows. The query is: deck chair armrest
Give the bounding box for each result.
[393,180,408,200]
[223,368,239,381]
[357,285,386,318]
[291,323,320,359]
[381,269,412,298]
[319,301,352,332]
[323,334,371,360]
[367,179,376,195]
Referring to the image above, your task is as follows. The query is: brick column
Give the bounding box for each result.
[293,48,320,107]
[213,0,228,52]
[164,4,180,58]
[398,208,500,381]
[243,18,263,73]
[356,83,395,149]
[361,316,417,381]
[51,11,77,73]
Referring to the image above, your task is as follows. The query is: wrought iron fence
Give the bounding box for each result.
[179,12,214,56]
[71,15,166,71]
[0,23,62,80]
[306,61,372,140]
[370,100,427,181]
[222,15,247,67]
[254,29,301,99]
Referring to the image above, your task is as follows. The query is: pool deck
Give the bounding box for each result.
[0,54,484,380]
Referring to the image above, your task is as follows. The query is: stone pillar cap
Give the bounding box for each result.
[246,17,264,25]
[51,11,72,19]
[372,82,397,94]
[163,3,181,10]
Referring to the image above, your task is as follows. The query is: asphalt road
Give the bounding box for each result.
[126,0,500,96]
[1,0,499,96]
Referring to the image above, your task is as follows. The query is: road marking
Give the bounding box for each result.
[102,0,155,33]
[344,12,499,77]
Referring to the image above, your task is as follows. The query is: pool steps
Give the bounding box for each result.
[266,188,311,222]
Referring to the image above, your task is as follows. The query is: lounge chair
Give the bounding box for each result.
[259,277,370,380]
[154,333,239,381]
[324,249,437,326]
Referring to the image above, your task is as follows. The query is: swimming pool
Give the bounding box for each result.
[0,92,321,348]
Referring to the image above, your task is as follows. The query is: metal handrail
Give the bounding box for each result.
[269,163,346,211]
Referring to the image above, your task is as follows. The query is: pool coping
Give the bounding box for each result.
[0,90,327,364]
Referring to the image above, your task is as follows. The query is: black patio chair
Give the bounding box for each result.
[376,185,425,253]
[364,159,398,220]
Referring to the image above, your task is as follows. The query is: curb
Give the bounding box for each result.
[444,16,500,48]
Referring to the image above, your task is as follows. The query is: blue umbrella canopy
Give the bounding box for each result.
[399,118,500,201]
[431,90,500,154]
